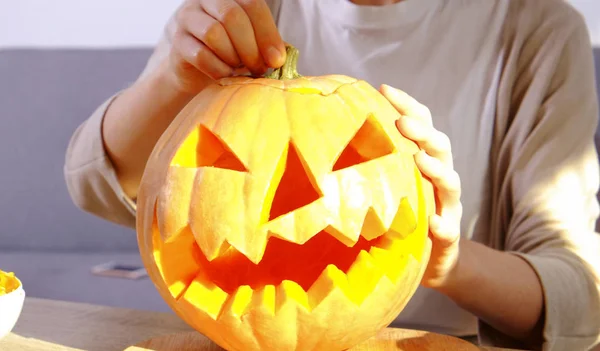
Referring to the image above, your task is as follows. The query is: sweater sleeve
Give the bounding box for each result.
[479,6,600,350]
[63,14,176,229]
[64,1,283,228]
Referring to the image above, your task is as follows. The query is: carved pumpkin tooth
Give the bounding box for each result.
[250,285,277,316]
[157,167,197,243]
[188,168,249,261]
[176,270,229,320]
[371,155,411,228]
[240,284,301,351]
[263,280,312,350]
[369,246,410,283]
[151,223,201,300]
[220,285,253,320]
[360,207,387,240]
[323,225,359,247]
[333,175,371,243]
[344,274,397,343]
[216,285,261,351]
[373,233,402,251]
[215,241,233,257]
[233,232,270,265]
[307,264,352,309]
[393,165,432,263]
[389,197,418,238]
[276,280,310,312]
[265,197,328,245]
[346,250,385,305]
[304,265,362,351]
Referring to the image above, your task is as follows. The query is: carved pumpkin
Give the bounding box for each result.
[136,46,434,351]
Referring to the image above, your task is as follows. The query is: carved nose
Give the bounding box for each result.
[268,143,322,221]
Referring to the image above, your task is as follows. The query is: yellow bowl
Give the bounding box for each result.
[0,277,25,340]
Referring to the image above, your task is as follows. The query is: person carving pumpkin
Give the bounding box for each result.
[63,0,600,350]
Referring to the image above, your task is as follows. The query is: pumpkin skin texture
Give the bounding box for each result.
[136,48,435,351]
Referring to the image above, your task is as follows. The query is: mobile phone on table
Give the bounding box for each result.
[91,261,147,280]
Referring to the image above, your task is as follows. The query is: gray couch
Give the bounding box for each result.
[0,48,169,312]
[1,47,600,314]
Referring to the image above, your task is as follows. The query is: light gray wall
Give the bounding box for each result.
[0,0,181,49]
[568,0,600,46]
[0,1,598,49]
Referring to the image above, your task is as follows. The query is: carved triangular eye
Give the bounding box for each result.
[171,125,247,172]
[332,115,395,171]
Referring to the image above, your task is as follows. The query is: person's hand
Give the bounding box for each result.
[165,0,287,93]
[379,84,463,290]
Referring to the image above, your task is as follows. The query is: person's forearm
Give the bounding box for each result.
[102,61,201,199]
[437,239,545,346]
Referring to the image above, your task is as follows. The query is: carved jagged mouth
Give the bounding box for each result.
[153,217,418,321]
[194,226,399,294]
[150,166,425,322]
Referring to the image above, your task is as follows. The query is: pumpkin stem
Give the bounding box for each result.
[265,44,302,80]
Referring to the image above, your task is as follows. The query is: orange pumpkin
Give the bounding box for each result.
[136,45,434,351]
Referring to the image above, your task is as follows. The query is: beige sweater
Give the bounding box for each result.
[64,0,600,349]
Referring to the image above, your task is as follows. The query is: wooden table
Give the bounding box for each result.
[1,297,522,351]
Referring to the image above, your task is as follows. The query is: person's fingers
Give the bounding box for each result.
[429,214,460,247]
[414,150,462,215]
[396,117,453,168]
[172,29,233,80]
[380,84,433,126]
[201,0,267,75]
[234,0,286,68]
[232,66,252,76]
[179,7,241,68]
